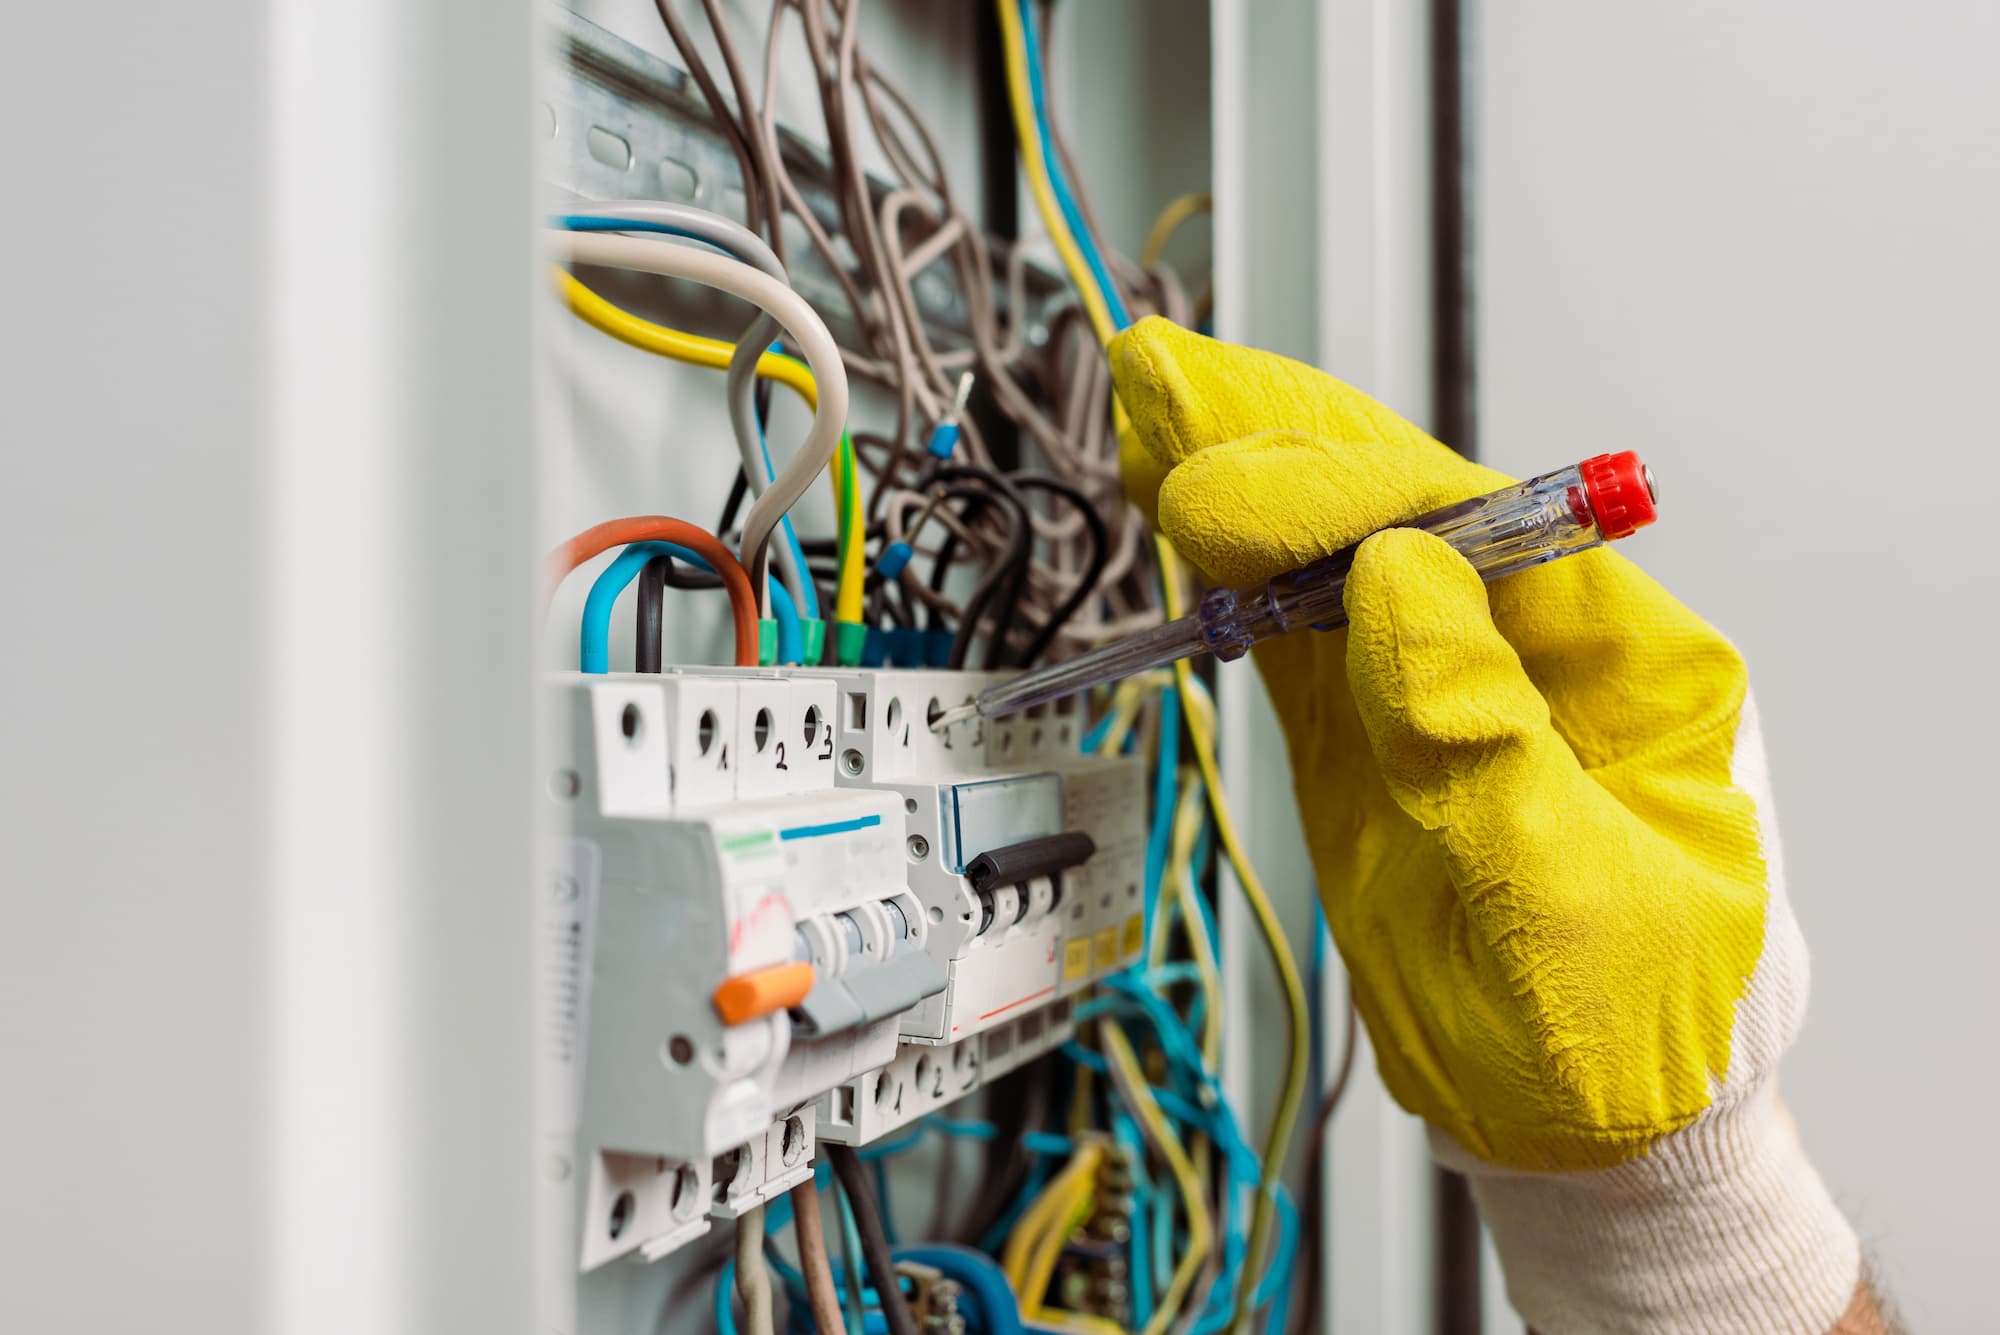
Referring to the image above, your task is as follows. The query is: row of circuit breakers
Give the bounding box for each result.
[547,667,1146,1271]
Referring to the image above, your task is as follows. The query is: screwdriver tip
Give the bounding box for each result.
[930,702,978,731]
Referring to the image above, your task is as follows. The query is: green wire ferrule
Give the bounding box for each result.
[834,620,869,668]
[800,618,827,665]
[758,620,779,667]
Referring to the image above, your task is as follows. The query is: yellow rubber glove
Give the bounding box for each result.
[1111,317,1861,1334]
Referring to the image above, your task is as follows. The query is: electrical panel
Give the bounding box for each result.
[548,667,1144,1272]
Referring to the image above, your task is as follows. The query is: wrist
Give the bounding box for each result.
[1438,1081,1860,1335]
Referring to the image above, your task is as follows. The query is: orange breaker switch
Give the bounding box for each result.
[713,961,815,1026]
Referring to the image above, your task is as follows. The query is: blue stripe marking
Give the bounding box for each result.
[778,814,882,842]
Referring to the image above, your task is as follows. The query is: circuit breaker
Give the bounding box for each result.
[548,667,1144,1271]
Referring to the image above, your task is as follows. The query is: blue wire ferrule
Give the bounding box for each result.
[875,541,915,579]
[924,629,954,667]
[924,371,975,460]
[924,421,960,460]
[861,627,888,668]
[887,628,924,667]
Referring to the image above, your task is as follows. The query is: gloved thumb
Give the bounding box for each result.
[1343,528,1600,859]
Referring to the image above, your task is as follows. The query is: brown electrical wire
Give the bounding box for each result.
[1287,988,1361,1335]
[651,0,770,242]
[700,0,790,266]
[788,1181,845,1335]
[675,0,1172,654]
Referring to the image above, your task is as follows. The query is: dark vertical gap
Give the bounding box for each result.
[973,2,1023,472]
[1432,0,1483,1330]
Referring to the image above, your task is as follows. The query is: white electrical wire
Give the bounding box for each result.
[736,1206,775,1335]
[547,230,850,613]
[562,203,818,618]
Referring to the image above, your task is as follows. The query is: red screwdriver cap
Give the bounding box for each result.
[1579,451,1658,539]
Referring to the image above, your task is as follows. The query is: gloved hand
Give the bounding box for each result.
[1109,317,1864,1335]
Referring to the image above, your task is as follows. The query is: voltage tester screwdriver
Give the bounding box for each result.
[933,451,1658,729]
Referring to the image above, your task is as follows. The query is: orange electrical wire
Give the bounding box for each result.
[549,516,760,667]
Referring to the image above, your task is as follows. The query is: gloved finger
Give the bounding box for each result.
[1109,315,1471,478]
[1155,430,1512,587]
[1117,421,1168,530]
[1342,528,1640,904]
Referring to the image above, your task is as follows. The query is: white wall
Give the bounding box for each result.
[1482,4,2000,1326]
[3,0,543,1332]
[2,1,266,1327]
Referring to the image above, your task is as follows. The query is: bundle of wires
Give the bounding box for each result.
[544,6,1328,1335]
[990,6,1315,1334]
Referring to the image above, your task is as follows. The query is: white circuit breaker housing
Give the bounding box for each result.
[548,665,1146,1263]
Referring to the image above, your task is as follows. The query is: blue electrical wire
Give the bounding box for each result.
[1254,1184,1300,1335]
[580,541,800,671]
[1112,1107,1155,1329]
[1013,1,1133,331]
[894,1245,1027,1335]
[1141,687,1182,935]
[553,214,821,623]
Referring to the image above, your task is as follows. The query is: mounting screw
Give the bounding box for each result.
[841,748,865,775]
[907,835,930,861]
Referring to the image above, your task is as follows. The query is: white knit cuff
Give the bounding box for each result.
[1437,1083,1861,1335]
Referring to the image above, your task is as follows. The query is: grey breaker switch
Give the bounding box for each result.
[790,904,946,1038]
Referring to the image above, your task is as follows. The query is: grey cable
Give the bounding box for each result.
[563,202,816,619]
[550,231,849,614]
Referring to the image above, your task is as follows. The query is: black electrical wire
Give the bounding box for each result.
[929,467,1032,669]
[921,485,998,632]
[825,1144,920,1335]
[717,467,751,543]
[1007,472,1110,668]
[954,1057,1054,1245]
[636,555,672,673]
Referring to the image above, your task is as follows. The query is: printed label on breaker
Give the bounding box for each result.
[1063,937,1093,981]
[544,838,601,1136]
[1091,927,1119,972]
[1121,913,1145,960]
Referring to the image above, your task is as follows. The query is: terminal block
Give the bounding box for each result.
[549,673,935,1269]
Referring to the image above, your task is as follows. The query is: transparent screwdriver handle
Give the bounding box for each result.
[1197,454,1655,660]
[945,452,1656,725]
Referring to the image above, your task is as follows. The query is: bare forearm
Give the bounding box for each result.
[1829,1279,1894,1334]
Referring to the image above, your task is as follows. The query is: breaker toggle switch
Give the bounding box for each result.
[967,832,1094,938]
[789,898,946,1038]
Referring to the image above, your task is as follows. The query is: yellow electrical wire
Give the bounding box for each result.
[993,0,1119,348]
[826,442,865,624]
[1021,1166,1097,1321]
[560,268,821,408]
[1156,539,1310,1335]
[1151,765,1224,1067]
[1002,1141,1103,1297]
[1035,1316,1130,1335]
[1103,1020,1212,1335]
[556,268,866,624]
[1140,192,1212,270]
[1098,669,1173,755]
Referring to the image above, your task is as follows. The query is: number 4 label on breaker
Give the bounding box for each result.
[543,838,601,1138]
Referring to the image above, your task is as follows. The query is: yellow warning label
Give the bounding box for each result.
[1063,938,1092,981]
[1092,927,1119,972]
[1121,913,1145,959]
